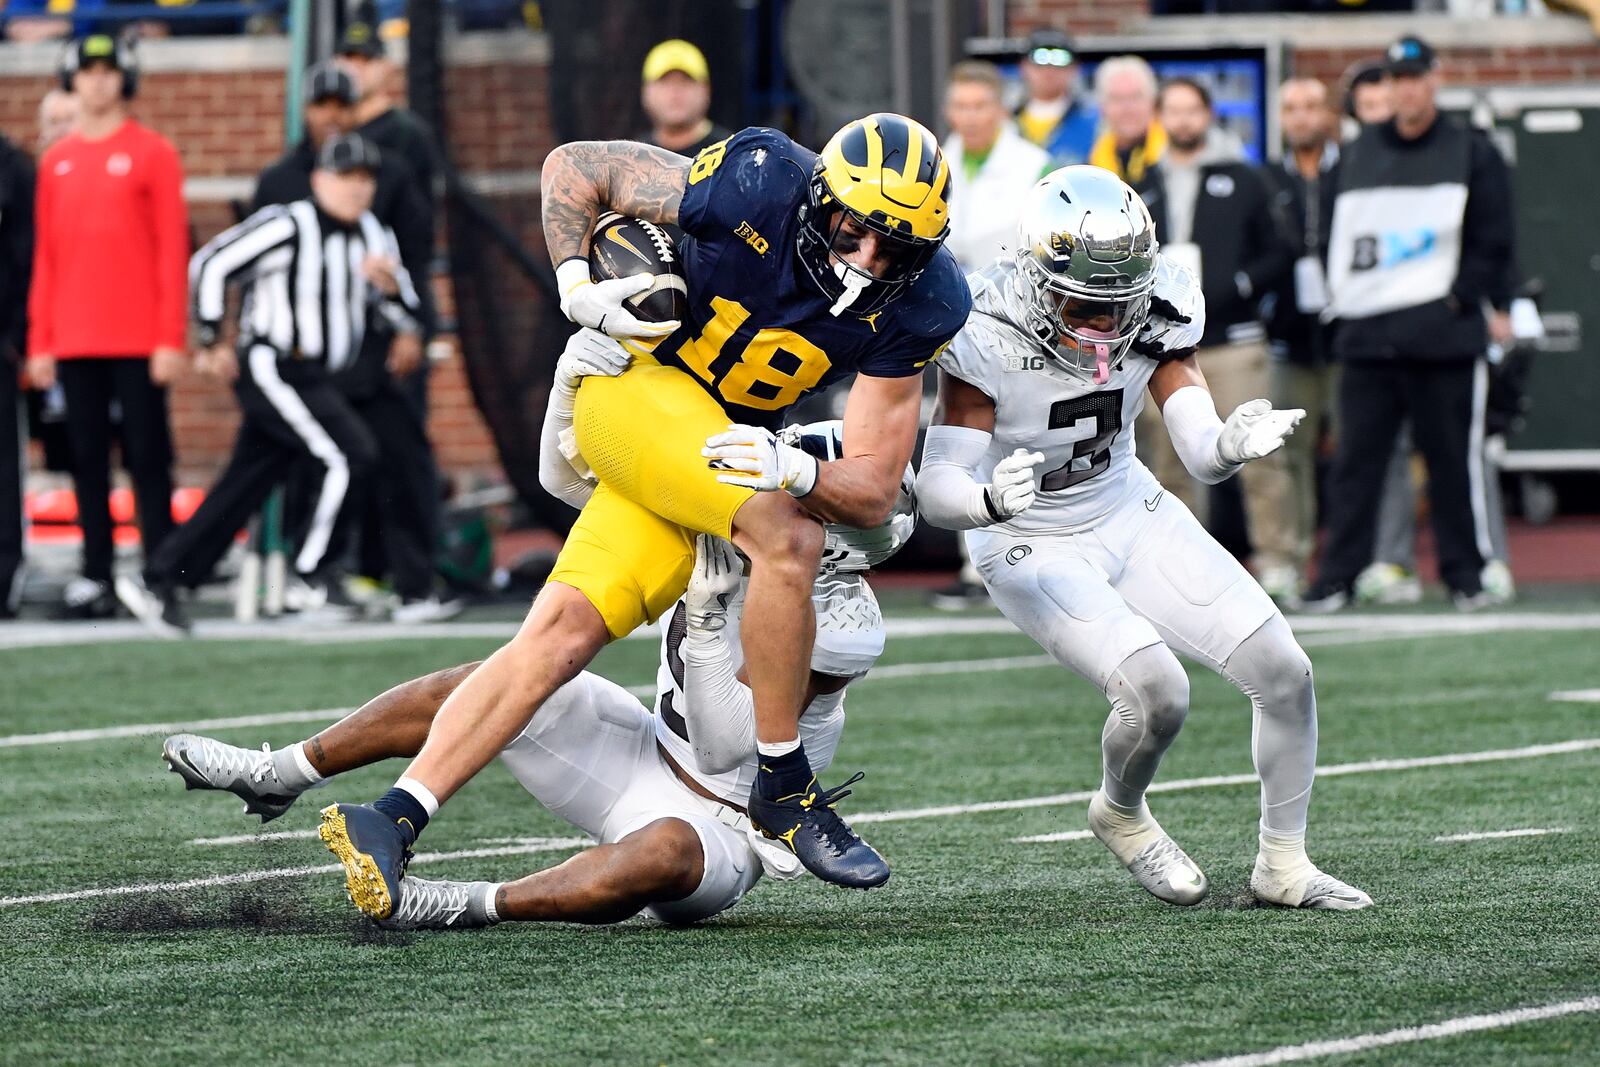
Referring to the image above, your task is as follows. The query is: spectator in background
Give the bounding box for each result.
[37,88,79,154]
[1306,36,1515,612]
[1090,55,1165,183]
[1134,77,1297,599]
[931,60,1051,610]
[1265,77,1342,602]
[1014,29,1097,166]
[1344,61,1393,127]
[940,61,1051,273]
[0,131,33,616]
[639,39,731,158]
[28,35,188,619]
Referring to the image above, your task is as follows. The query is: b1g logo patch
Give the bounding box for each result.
[734,220,769,255]
[1003,353,1051,372]
[1350,229,1439,272]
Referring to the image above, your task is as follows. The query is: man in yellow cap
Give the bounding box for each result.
[640,39,732,158]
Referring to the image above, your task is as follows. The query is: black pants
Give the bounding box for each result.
[1318,357,1487,595]
[147,348,377,588]
[348,383,440,600]
[0,361,23,609]
[58,358,174,583]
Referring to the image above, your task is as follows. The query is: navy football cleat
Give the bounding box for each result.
[747,772,889,889]
[319,802,412,920]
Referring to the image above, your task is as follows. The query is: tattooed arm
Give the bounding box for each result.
[540,141,692,265]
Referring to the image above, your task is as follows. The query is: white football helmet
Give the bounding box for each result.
[778,420,916,573]
[1014,165,1159,383]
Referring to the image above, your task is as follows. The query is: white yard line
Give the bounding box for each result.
[1549,689,1600,702]
[1434,827,1571,843]
[190,829,321,846]
[1011,830,1096,844]
[1169,996,1600,1067]
[0,838,592,908]
[4,736,1595,909]
[3,609,1598,651]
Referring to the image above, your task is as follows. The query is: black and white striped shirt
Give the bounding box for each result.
[189,200,421,370]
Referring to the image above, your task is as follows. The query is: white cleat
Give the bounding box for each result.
[1088,790,1208,906]
[162,733,300,822]
[378,877,497,931]
[1251,855,1373,910]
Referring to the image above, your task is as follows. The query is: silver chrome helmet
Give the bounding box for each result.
[1014,165,1158,383]
[778,420,916,573]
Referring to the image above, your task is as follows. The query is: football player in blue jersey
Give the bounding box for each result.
[319,114,971,918]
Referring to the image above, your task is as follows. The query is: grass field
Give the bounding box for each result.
[1,600,1597,1066]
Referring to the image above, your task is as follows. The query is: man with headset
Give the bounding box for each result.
[27,35,188,619]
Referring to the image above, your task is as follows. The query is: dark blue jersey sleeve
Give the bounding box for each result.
[858,248,973,378]
[677,127,813,241]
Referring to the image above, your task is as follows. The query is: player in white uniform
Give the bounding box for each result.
[160,400,911,928]
[918,166,1371,910]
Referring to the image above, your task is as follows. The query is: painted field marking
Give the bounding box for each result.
[1012,830,1096,844]
[190,829,319,846]
[1168,995,1600,1067]
[1549,689,1600,703]
[4,737,1596,910]
[1433,827,1571,843]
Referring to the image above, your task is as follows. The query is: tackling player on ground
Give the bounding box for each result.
[918,166,1370,910]
[163,420,911,928]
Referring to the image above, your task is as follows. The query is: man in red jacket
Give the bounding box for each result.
[27,35,189,618]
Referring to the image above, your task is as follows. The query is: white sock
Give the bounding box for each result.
[292,742,324,786]
[756,737,801,759]
[396,776,441,817]
[269,743,322,792]
[1259,824,1310,870]
[480,883,502,924]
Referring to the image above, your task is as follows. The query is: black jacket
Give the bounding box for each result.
[1135,156,1294,348]
[253,137,438,340]
[0,135,34,362]
[1264,143,1340,366]
[1331,115,1514,363]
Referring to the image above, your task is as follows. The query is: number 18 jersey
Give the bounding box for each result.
[939,259,1158,537]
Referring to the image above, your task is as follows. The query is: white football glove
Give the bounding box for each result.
[1217,399,1306,465]
[555,327,633,393]
[684,535,743,632]
[702,424,819,497]
[555,257,680,340]
[987,448,1045,520]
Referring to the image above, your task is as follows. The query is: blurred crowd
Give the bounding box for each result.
[0,18,1541,628]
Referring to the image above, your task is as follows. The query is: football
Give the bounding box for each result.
[587,212,688,324]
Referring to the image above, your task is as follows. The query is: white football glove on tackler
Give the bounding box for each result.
[701,424,820,497]
[555,257,680,339]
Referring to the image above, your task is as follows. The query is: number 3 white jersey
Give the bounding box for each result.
[940,258,1161,537]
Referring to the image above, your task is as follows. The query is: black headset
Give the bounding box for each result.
[60,34,140,99]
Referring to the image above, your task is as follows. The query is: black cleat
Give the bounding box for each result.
[747,772,889,889]
[319,802,413,920]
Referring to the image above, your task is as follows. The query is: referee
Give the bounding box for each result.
[117,135,421,635]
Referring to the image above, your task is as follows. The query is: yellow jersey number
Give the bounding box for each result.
[687,139,728,186]
[677,296,832,411]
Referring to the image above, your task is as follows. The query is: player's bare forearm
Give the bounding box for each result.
[802,372,921,527]
[540,141,691,264]
[932,369,998,432]
[1148,355,1207,412]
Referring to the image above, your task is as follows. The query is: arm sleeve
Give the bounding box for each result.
[538,380,595,509]
[679,623,757,775]
[1454,134,1515,312]
[187,209,297,345]
[916,423,1004,530]
[1161,384,1236,485]
[150,138,191,350]
[27,155,54,356]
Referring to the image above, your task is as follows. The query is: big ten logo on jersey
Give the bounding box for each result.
[734,220,769,255]
[675,296,832,411]
[1004,353,1052,372]
[1351,230,1438,272]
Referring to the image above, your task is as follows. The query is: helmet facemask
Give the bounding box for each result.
[799,177,944,317]
[1016,252,1153,384]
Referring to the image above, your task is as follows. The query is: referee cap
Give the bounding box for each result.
[317,133,382,175]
